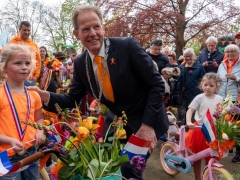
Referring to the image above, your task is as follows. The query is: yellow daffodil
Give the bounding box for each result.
[78,127,90,142]
[115,129,127,139]
[81,118,100,134]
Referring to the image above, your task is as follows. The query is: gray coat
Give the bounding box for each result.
[217,59,240,101]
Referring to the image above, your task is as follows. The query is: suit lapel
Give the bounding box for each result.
[106,39,119,102]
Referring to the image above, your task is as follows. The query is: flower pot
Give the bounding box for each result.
[69,169,122,180]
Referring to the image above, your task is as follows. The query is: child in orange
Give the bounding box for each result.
[0,44,45,180]
[185,72,223,180]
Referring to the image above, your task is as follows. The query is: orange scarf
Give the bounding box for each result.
[224,58,238,73]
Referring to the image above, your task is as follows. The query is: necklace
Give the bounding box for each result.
[85,38,110,112]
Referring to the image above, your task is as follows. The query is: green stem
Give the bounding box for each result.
[104,123,113,143]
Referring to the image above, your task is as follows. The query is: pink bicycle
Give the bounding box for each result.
[160,125,233,180]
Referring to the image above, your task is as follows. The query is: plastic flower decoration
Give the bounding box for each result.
[22,104,129,180]
[210,93,240,153]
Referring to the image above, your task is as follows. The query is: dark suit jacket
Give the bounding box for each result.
[48,37,169,137]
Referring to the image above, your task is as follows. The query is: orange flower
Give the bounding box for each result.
[224,114,232,121]
[81,118,100,134]
[208,140,235,151]
[115,129,127,139]
[44,120,51,126]
[78,127,89,142]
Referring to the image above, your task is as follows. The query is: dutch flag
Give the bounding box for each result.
[0,151,37,176]
[201,109,217,143]
[120,134,151,159]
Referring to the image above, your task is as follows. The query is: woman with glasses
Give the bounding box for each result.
[217,44,240,100]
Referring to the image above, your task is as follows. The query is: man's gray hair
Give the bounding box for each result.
[206,36,218,44]
[72,5,103,31]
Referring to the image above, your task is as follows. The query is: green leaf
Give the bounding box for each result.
[70,147,78,160]
[103,149,109,162]
[111,154,129,168]
[58,165,73,180]
[108,136,117,142]
[87,159,99,179]
[101,142,114,148]
[99,161,108,172]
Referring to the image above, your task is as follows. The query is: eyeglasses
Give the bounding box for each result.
[225,51,237,54]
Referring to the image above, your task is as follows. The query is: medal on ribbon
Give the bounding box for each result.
[4,83,31,155]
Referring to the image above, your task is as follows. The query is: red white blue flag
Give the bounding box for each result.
[0,151,37,176]
[120,134,151,159]
[201,109,217,143]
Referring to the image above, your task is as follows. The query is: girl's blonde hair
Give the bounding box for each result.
[0,44,32,85]
[199,72,221,93]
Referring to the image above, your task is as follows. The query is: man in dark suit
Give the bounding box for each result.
[33,5,168,179]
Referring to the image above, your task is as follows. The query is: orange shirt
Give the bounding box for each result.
[224,58,238,73]
[0,86,42,156]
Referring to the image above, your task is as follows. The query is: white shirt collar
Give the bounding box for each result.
[87,42,105,62]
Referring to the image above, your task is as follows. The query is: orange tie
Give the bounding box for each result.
[94,56,115,102]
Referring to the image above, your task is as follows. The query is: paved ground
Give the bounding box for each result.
[143,140,240,180]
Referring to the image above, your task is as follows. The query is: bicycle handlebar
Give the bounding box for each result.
[18,149,67,168]
[18,150,44,168]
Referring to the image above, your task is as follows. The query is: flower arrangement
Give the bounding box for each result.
[209,93,240,154]
[22,104,131,180]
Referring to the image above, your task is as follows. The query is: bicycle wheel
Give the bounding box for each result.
[39,167,50,180]
[202,167,234,180]
[160,142,180,176]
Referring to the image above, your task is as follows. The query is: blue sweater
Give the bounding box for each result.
[198,48,224,73]
[175,61,205,100]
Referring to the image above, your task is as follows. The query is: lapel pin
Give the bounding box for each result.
[111,58,115,65]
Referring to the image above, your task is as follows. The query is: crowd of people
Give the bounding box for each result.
[0,4,240,180]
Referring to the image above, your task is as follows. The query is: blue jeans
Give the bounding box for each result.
[0,146,39,180]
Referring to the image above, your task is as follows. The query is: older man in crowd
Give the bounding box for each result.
[198,36,224,73]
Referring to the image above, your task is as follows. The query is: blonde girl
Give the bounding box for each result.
[185,72,223,180]
[0,44,45,180]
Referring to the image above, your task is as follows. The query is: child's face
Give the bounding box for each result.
[4,51,31,82]
[202,78,218,96]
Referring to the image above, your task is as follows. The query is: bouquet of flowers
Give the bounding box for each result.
[209,93,240,154]
[23,105,132,180]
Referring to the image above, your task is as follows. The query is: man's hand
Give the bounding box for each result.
[202,61,208,67]
[9,138,25,153]
[212,60,218,67]
[35,130,46,145]
[225,73,236,80]
[135,124,157,154]
[27,86,50,103]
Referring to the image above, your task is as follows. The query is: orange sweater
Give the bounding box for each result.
[8,36,41,79]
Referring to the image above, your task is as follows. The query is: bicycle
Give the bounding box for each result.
[160,125,234,180]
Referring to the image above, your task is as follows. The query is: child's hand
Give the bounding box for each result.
[9,138,25,153]
[35,130,46,145]
[187,122,195,129]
